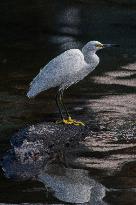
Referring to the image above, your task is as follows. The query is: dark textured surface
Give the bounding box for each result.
[1,117,136,204]
[1,122,85,179]
[1,117,136,179]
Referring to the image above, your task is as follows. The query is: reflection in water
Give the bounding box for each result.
[38,165,107,204]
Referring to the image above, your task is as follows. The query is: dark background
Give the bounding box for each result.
[0,0,136,204]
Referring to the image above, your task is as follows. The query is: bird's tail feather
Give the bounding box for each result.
[27,89,37,98]
[26,83,48,98]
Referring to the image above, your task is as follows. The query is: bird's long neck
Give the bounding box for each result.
[82,49,99,66]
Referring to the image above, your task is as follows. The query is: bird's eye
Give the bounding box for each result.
[96,44,103,48]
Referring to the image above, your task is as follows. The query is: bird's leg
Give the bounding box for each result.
[56,91,72,125]
[55,91,65,122]
[60,90,71,118]
[60,90,85,126]
[59,90,74,125]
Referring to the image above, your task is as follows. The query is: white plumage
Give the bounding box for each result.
[27,41,101,98]
[27,41,119,125]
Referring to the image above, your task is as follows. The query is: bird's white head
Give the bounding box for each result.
[82,40,119,53]
[82,41,104,54]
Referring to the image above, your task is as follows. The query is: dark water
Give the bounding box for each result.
[0,0,136,204]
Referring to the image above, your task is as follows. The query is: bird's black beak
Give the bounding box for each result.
[103,44,120,48]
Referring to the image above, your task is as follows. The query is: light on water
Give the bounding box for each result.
[38,165,106,204]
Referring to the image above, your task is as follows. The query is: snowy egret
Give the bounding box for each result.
[27,41,119,126]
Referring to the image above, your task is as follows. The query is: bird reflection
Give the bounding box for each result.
[38,164,107,204]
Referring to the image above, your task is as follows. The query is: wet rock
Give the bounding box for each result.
[1,118,136,180]
[1,122,85,179]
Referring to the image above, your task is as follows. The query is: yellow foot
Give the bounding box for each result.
[56,118,73,125]
[56,117,85,126]
[67,117,85,126]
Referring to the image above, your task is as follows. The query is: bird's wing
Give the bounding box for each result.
[28,49,84,96]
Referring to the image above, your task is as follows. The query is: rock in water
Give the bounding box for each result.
[1,122,85,179]
[1,118,136,180]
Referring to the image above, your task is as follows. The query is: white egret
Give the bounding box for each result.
[27,41,119,126]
